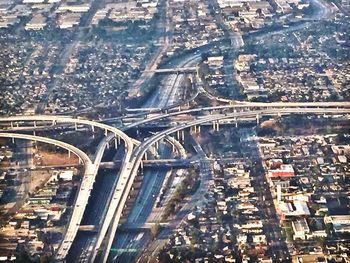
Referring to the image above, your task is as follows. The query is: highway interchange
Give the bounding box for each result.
[0,0,346,260]
[0,103,350,262]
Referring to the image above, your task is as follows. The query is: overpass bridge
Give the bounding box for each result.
[100,158,192,169]
[78,225,98,232]
[3,102,349,135]
[121,101,350,130]
[107,101,350,125]
[79,222,168,233]
[143,67,197,74]
[0,133,91,165]
[0,115,133,152]
[0,133,97,261]
[0,116,134,261]
[119,222,169,231]
[97,106,350,263]
[2,106,350,262]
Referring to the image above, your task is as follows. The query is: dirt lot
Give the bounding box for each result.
[34,149,79,166]
[29,170,52,193]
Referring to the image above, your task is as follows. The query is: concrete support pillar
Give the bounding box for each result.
[155,141,159,150]
[144,152,148,160]
[177,131,180,141]
[114,139,118,149]
[172,141,175,153]
[33,130,36,136]
[235,117,238,128]
[178,106,181,112]
[79,157,82,164]
[117,136,121,145]
[217,121,220,131]
[33,121,36,128]
[68,150,71,158]
[75,122,78,130]
[256,114,260,125]
[181,130,184,141]
[16,123,19,127]
[104,128,108,136]
[198,125,201,133]
[91,125,95,133]
[106,141,110,149]
[52,120,56,126]
[10,122,13,128]
[212,121,216,131]
[12,137,15,144]
[136,129,139,136]
[140,161,143,169]
[165,109,168,114]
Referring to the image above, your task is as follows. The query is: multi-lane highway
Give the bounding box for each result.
[94,106,350,262]
[67,134,123,262]
[0,116,134,261]
[0,0,342,261]
[56,131,131,260]
[122,101,350,130]
[0,116,134,151]
[143,54,202,108]
[128,0,171,99]
[4,102,350,135]
[108,144,172,262]
[1,105,349,262]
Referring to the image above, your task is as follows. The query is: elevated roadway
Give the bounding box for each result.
[0,116,134,261]
[102,101,350,125]
[0,133,96,261]
[2,106,349,261]
[0,115,133,153]
[122,101,350,130]
[0,133,91,164]
[56,133,124,260]
[101,159,192,169]
[164,135,187,158]
[143,67,197,74]
[98,106,350,262]
[143,54,201,108]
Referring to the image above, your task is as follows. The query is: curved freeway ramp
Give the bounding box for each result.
[0,115,133,154]
[98,106,350,262]
[0,116,134,261]
[0,133,95,261]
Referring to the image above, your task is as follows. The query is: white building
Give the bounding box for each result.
[59,170,73,181]
[292,218,310,240]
